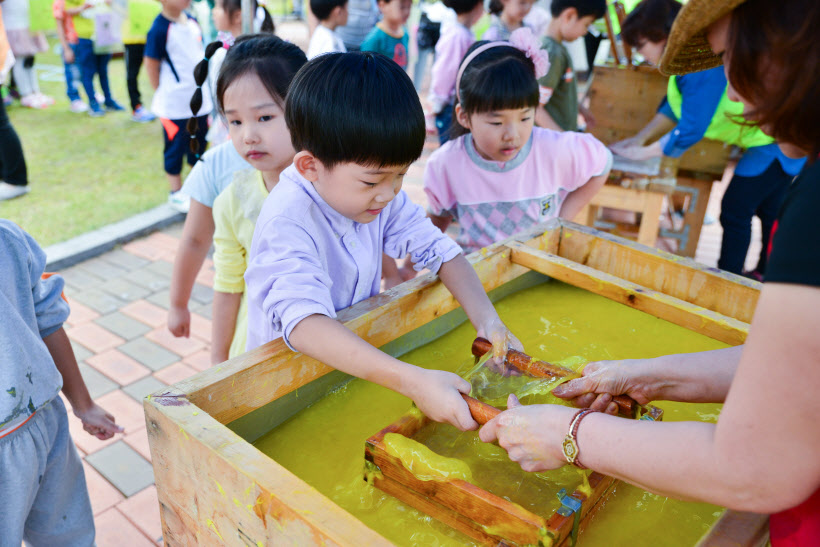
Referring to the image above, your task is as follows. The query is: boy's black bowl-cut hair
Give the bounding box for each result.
[286,52,426,170]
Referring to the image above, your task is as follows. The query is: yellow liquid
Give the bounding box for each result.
[253,282,728,546]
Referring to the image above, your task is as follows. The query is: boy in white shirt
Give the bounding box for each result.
[306,0,349,59]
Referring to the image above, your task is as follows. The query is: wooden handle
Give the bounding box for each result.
[461,394,502,425]
[471,338,638,418]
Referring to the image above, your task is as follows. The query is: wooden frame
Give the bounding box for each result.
[146,219,765,546]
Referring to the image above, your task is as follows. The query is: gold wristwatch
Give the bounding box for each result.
[562,409,598,468]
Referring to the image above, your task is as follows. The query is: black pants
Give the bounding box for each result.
[0,97,27,187]
[718,161,793,275]
[124,43,145,111]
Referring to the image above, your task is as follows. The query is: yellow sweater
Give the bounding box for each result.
[212,169,269,358]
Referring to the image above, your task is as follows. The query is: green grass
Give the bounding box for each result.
[1,36,174,246]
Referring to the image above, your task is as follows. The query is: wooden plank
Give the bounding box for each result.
[557,223,760,323]
[696,510,769,547]
[674,176,715,258]
[145,396,391,547]
[506,242,749,345]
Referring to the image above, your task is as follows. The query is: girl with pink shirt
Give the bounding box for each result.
[424,28,612,253]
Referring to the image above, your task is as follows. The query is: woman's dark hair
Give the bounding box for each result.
[286,52,425,169]
[550,0,606,19]
[442,0,482,16]
[726,0,819,159]
[219,0,275,33]
[621,0,682,48]
[488,0,503,16]
[187,34,307,156]
[450,42,539,138]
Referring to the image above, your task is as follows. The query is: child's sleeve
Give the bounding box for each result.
[212,188,247,295]
[423,149,457,218]
[382,191,462,273]
[359,28,380,54]
[144,17,166,61]
[52,0,66,21]
[244,217,335,350]
[564,133,612,191]
[0,223,70,339]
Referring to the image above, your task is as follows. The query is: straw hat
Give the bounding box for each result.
[659,0,747,75]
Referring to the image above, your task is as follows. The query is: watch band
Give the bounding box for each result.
[563,408,598,469]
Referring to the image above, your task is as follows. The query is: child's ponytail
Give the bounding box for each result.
[488,0,504,15]
[258,4,275,33]
[187,40,226,157]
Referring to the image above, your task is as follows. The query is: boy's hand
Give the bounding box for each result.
[74,403,124,440]
[63,48,75,64]
[408,369,478,431]
[168,305,191,337]
[477,317,524,374]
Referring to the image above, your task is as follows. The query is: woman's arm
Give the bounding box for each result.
[169,200,215,337]
[483,283,820,513]
[552,345,743,409]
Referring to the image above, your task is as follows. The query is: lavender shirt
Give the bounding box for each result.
[244,165,462,351]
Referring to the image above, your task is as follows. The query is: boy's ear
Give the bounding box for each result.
[294,151,320,182]
[454,104,472,131]
[561,6,578,23]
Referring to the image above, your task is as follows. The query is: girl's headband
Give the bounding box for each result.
[456,27,550,103]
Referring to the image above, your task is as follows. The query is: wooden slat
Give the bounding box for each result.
[145,397,391,546]
[506,241,749,345]
[557,223,760,324]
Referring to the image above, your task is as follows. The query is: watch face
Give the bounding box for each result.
[562,437,578,462]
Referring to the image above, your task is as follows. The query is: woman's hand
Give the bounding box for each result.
[479,394,576,472]
[609,135,645,154]
[610,140,663,161]
[551,359,658,410]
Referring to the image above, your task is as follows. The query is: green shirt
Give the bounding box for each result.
[360,24,409,69]
[65,0,94,39]
[538,36,577,131]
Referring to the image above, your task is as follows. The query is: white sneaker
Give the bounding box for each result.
[168,190,190,213]
[0,181,30,201]
[69,99,89,113]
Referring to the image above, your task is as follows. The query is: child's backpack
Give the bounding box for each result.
[417,12,441,50]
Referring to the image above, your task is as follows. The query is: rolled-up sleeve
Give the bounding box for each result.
[212,190,247,294]
[245,217,336,350]
[383,191,461,273]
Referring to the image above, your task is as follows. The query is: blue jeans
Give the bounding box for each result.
[435,103,453,145]
[62,48,81,102]
[73,39,113,108]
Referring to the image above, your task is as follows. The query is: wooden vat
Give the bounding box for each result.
[145,219,766,546]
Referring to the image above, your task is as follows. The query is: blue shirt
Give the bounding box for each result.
[244,165,462,351]
[181,141,253,207]
[0,221,68,431]
[657,67,726,158]
[657,68,806,177]
[361,25,409,69]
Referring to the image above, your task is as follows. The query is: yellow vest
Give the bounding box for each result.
[667,75,773,149]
